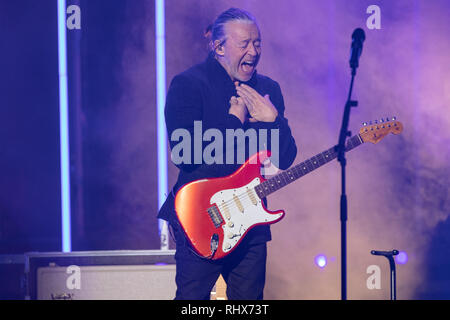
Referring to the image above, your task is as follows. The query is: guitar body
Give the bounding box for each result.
[174,119,403,260]
[175,150,285,260]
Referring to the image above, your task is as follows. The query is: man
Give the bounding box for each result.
[158,8,297,300]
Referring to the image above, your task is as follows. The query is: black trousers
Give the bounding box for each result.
[171,224,267,300]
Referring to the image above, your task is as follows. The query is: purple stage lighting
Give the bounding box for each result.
[315,254,327,269]
[395,251,408,265]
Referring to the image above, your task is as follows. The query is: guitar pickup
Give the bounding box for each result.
[207,205,224,228]
[246,188,258,205]
[233,194,244,212]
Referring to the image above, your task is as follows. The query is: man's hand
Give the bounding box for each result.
[228,95,248,124]
[235,83,278,122]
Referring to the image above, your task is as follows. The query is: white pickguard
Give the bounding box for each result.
[210,177,283,253]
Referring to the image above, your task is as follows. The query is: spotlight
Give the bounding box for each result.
[395,251,408,264]
[315,254,327,269]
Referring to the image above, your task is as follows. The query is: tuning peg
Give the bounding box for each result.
[380,118,384,123]
[391,116,397,121]
[363,122,368,126]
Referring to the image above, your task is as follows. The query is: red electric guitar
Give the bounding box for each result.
[174,118,403,260]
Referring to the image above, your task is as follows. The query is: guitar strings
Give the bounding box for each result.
[211,147,341,212]
[214,160,328,213]
[213,172,293,212]
[209,136,362,216]
[216,186,265,213]
[215,189,253,211]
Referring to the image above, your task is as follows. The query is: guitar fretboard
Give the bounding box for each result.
[254,134,363,198]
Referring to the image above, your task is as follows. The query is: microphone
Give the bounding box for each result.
[349,28,366,71]
[371,250,399,257]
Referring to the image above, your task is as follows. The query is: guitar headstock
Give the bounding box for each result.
[359,117,403,144]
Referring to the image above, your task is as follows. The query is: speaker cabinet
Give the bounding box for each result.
[25,250,176,300]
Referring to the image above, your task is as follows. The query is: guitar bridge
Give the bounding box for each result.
[207,205,224,228]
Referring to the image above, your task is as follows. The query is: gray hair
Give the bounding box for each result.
[209,8,258,52]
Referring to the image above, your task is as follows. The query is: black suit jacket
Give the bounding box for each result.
[158,54,297,244]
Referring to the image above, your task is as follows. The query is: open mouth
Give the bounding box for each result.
[241,61,256,74]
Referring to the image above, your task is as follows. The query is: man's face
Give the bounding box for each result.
[216,21,261,82]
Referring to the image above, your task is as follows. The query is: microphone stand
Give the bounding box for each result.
[371,250,399,300]
[337,65,359,301]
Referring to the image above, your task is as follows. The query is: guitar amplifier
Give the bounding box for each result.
[25,250,176,300]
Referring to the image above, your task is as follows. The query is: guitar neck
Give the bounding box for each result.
[255,134,364,198]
